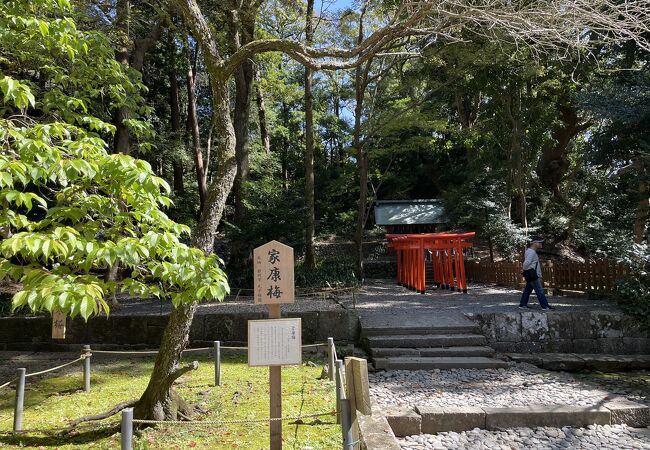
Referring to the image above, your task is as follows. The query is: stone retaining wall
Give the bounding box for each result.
[467,311,650,354]
[0,309,359,351]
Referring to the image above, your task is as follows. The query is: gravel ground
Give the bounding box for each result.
[398,424,650,450]
[370,363,628,409]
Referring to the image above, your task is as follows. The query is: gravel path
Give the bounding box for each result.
[399,425,650,450]
[370,364,620,409]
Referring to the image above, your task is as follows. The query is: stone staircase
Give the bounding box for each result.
[363,320,507,370]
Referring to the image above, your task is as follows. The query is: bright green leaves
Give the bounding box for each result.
[0,0,229,321]
[1,191,47,212]
[10,270,108,320]
[0,76,35,110]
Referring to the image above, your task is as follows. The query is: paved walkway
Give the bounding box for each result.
[340,279,621,329]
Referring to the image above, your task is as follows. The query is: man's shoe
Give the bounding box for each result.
[541,306,556,311]
[519,305,532,309]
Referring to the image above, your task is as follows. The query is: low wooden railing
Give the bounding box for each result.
[465,259,629,294]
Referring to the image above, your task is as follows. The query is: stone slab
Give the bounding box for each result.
[416,406,486,433]
[382,407,421,437]
[507,353,543,366]
[605,398,650,428]
[367,334,487,348]
[418,346,495,358]
[484,405,611,430]
[520,312,549,342]
[580,354,635,371]
[360,311,476,331]
[540,353,585,372]
[374,356,507,370]
[494,313,521,342]
[358,414,401,450]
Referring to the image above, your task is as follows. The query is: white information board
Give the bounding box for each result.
[248,318,302,366]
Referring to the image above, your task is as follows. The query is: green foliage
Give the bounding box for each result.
[295,256,358,289]
[227,256,358,291]
[0,0,228,320]
[616,245,650,330]
[0,0,153,147]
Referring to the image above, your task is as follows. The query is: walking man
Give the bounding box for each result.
[519,236,555,310]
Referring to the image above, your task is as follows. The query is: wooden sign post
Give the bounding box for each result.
[52,310,66,340]
[252,240,295,450]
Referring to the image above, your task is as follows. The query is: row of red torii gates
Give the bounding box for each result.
[386,232,475,294]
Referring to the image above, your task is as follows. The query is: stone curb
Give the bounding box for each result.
[507,353,650,372]
[383,401,650,437]
[358,414,402,450]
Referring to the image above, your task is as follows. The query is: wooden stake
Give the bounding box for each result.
[268,303,282,450]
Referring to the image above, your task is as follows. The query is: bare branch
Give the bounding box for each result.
[169,361,199,384]
[223,1,435,75]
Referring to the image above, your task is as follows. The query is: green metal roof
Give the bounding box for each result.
[374,199,447,226]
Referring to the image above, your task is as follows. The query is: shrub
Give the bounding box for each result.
[616,244,650,330]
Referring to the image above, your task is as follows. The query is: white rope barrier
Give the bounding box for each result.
[132,411,335,425]
[90,342,327,354]
[0,378,17,390]
[24,356,86,379]
[91,350,159,355]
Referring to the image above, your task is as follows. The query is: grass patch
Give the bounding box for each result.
[0,354,340,449]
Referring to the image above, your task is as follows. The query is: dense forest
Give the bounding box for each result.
[1,0,649,421]
[3,0,647,270]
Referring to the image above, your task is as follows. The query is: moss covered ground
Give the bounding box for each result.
[0,354,340,449]
[573,370,650,403]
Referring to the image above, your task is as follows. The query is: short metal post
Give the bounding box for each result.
[337,360,353,448]
[13,368,25,433]
[214,340,221,386]
[121,407,133,450]
[335,359,343,425]
[327,337,335,382]
[83,345,91,393]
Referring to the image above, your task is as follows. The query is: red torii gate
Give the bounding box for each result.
[386,232,475,294]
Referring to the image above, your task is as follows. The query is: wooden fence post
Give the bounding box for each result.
[344,357,371,450]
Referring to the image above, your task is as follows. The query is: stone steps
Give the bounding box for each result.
[374,356,508,370]
[362,325,479,337]
[367,333,487,348]
[371,346,495,358]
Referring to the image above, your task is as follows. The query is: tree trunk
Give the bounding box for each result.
[169,32,184,194]
[230,2,257,267]
[185,40,208,210]
[255,71,271,155]
[536,103,590,202]
[633,155,649,244]
[303,0,316,269]
[502,85,527,228]
[113,0,131,154]
[112,2,163,155]
[353,6,370,280]
[281,101,290,190]
[134,79,237,421]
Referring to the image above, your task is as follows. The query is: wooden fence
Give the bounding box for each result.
[464,259,629,294]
